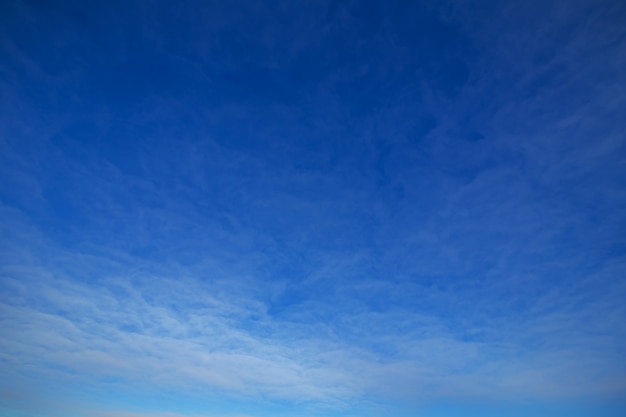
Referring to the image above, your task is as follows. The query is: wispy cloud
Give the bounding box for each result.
[2,206,624,409]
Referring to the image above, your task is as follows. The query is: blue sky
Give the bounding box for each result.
[1,0,625,416]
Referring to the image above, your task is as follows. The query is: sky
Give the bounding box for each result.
[0,0,625,416]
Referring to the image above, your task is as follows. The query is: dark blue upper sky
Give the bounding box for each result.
[1,1,625,417]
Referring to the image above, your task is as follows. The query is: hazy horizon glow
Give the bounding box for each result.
[1,1,625,416]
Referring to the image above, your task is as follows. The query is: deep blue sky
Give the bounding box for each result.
[1,1,625,416]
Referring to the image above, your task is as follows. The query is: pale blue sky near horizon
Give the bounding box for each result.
[1,0,625,416]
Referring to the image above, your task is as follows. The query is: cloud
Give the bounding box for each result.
[2,222,625,409]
